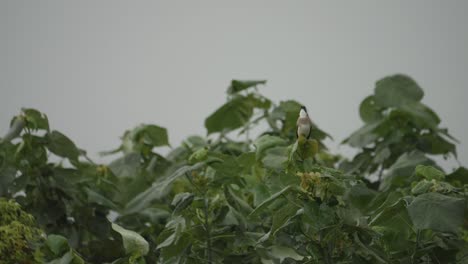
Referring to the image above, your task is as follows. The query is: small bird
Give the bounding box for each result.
[296,106,313,139]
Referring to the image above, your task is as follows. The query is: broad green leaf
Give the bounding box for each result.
[205,96,254,134]
[46,234,69,256]
[262,146,289,170]
[400,102,440,128]
[124,161,207,214]
[254,135,287,158]
[85,187,118,209]
[111,223,149,256]
[250,185,298,216]
[407,192,464,233]
[136,124,169,147]
[270,203,300,236]
[22,108,49,131]
[369,199,414,251]
[343,121,380,147]
[227,80,266,94]
[417,133,456,156]
[374,74,424,107]
[109,152,141,178]
[46,130,80,161]
[414,165,445,181]
[359,96,383,123]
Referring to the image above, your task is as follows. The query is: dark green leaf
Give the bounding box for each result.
[46,130,80,161]
[205,96,254,134]
[227,80,266,94]
[46,234,69,256]
[22,108,49,131]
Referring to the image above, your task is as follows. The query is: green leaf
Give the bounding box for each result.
[85,187,118,209]
[446,167,468,185]
[136,124,169,147]
[254,135,287,158]
[250,185,298,217]
[171,192,194,214]
[22,108,49,131]
[411,180,434,195]
[123,161,208,214]
[414,165,445,181]
[262,146,289,170]
[374,74,424,107]
[407,192,464,233]
[111,223,149,256]
[417,133,456,156]
[359,96,383,123]
[205,96,254,134]
[343,121,380,147]
[400,102,440,129]
[46,234,69,256]
[109,152,142,178]
[227,80,266,94]
[46,130,80,161]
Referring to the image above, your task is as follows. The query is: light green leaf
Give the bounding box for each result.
[415,165,445,181]
[111,223,149,256]
[374,74,424,107]
[407,192,464,233]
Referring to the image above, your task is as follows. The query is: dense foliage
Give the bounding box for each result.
[0,74,466,263]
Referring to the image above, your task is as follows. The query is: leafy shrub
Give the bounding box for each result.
[0,75,466,263]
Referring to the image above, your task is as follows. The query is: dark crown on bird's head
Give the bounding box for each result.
[300,105,308,112]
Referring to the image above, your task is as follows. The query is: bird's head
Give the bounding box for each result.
[299,105,308,118]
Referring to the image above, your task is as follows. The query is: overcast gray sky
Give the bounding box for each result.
[1,1,467,168]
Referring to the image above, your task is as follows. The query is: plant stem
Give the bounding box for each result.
[203,196,213,264]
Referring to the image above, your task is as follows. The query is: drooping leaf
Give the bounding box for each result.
[374,74,424,107]
[111,223,149,256]
[407,192,464,233]
[123,161,208,214]
[46,130,80,161]
[205,96,254,134]
[250,185,298,217]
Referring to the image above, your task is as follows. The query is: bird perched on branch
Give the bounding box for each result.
[296,106,313,139]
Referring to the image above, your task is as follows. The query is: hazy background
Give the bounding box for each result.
[1,1,467,169]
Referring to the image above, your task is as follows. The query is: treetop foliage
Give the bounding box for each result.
[0,74,466,263]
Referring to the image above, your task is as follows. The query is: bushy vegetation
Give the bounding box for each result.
[0,74,466,263]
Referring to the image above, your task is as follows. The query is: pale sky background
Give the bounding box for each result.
[1,1,467,169]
